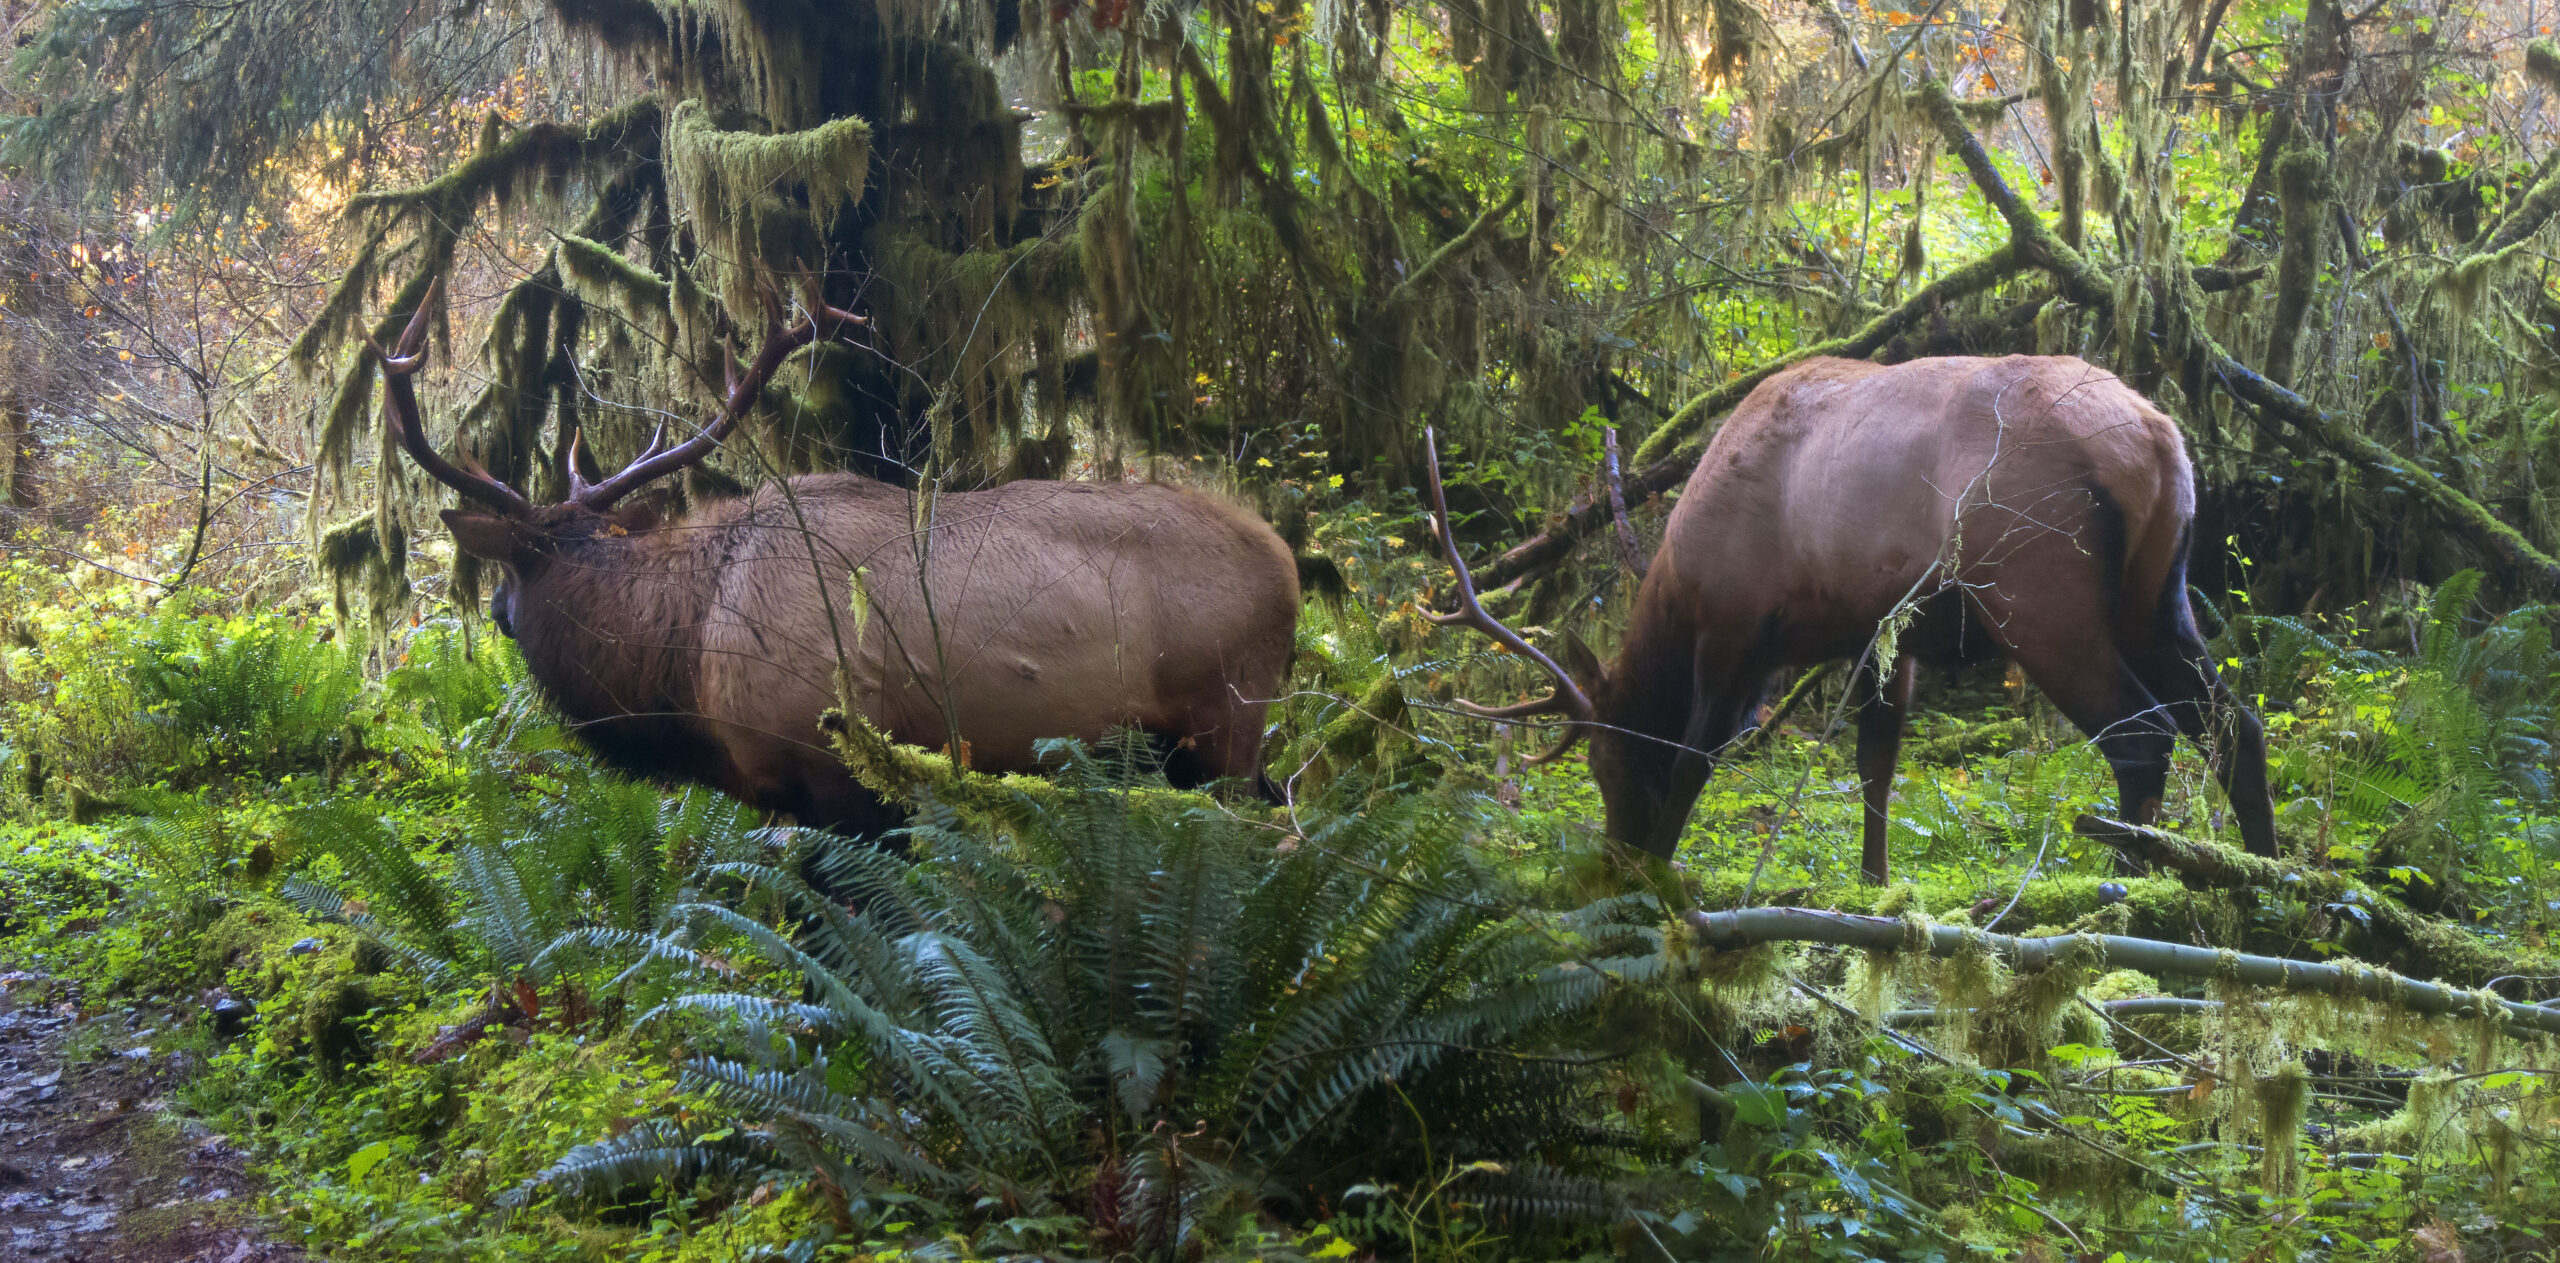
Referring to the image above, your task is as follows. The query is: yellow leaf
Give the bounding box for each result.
[1255,457,1273,467]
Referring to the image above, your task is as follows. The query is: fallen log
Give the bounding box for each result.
[1684,905,2560,1037]
[2073,814,2560,1000]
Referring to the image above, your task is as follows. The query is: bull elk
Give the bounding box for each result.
[1431,355,2277,882]
[368,288,1299,832]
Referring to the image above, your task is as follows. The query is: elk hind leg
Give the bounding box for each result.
[1156,701,1275,800]
[1998,623,2179,870]
[2126,590,2278,857]
[1853,655,1915,885]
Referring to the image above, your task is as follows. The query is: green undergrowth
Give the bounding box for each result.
[3,567,2560,1257]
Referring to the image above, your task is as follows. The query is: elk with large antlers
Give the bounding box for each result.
[1430,356,2277,882]
[371,286,1301,831]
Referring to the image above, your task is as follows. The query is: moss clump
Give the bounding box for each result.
[1293,673,1416,798]
[196,906,396,1076]
[316,514,410,637]
[195,906,292,982]
[2530,39,2560,92]
[554,231,671,322]
[2087,969,2159,1002]
[666,100,871,313]
[301,969,378,1078]
[1972,934,2104,1068]
[2256,1061,2308,1195]
[2007,874,2214,940]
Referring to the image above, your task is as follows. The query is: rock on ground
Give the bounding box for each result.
[0,974,295,1262]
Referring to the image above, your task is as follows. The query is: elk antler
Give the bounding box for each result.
[366,282,536,517]
[1423,426,1597,762]
[567,291,870,510]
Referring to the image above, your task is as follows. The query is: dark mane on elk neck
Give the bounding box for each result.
[489,503,727,788]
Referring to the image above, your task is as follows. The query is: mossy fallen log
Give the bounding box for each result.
[1683,906,2560,1037]
[2072,814,2560,998]
[1884,996,2219,1027]
[1905,717,2028,765]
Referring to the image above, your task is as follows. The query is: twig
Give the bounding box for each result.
[1599,426,1649,580]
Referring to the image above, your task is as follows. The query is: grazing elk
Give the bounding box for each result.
[369,290,1299,833]
[1431,355,2277,883]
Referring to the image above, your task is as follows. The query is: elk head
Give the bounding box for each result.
[367,281,865,590]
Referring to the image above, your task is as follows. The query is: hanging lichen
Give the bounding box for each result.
[315,514,410,652]
[2254,1061,2308,1196]
[665,100,873,315]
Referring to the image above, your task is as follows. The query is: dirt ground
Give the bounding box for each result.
[0,974,295,1263]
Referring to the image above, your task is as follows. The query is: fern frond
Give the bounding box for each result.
[283,799,456,955]
[499,1120,773,1209]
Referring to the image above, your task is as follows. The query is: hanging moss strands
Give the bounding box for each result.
[315,515,409,653]
[664,101,872,314]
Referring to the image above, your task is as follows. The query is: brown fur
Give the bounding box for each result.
[449,474,1300,833]
[1543,356,2277,879]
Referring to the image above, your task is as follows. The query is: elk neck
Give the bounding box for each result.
[504,516,729,781]
[1596,583,1709,765]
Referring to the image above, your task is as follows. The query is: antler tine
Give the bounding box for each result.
[1422,426,1597,731]
[362,280,438,374]
[366,281,533,518]
[564,430,601,501]
[570,300,825,510]
[818,304,871,340]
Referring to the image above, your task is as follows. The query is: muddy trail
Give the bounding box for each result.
[0,975,295,1261]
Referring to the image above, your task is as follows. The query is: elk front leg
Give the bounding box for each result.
[1853,656,1915,885]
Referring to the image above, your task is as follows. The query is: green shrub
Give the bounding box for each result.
[523,745,1656,1258]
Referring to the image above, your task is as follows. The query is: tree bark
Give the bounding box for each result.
[0,399,33,511]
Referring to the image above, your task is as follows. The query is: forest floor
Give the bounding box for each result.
[0,973,293,1262]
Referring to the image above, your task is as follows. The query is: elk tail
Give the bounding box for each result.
[2118,450,2198,657]
[2151,521,2210,654]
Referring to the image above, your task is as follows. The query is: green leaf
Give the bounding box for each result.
[346,1141,392,1182]
[1731,1081,1786,1128]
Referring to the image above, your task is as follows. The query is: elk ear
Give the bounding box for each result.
[1560,629,1610,695]
[440,510,522,563]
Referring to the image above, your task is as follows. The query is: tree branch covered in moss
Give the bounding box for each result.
[1684,906,2560,1036]
[1903,76,2560,596]
[2073,815,2560,996]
